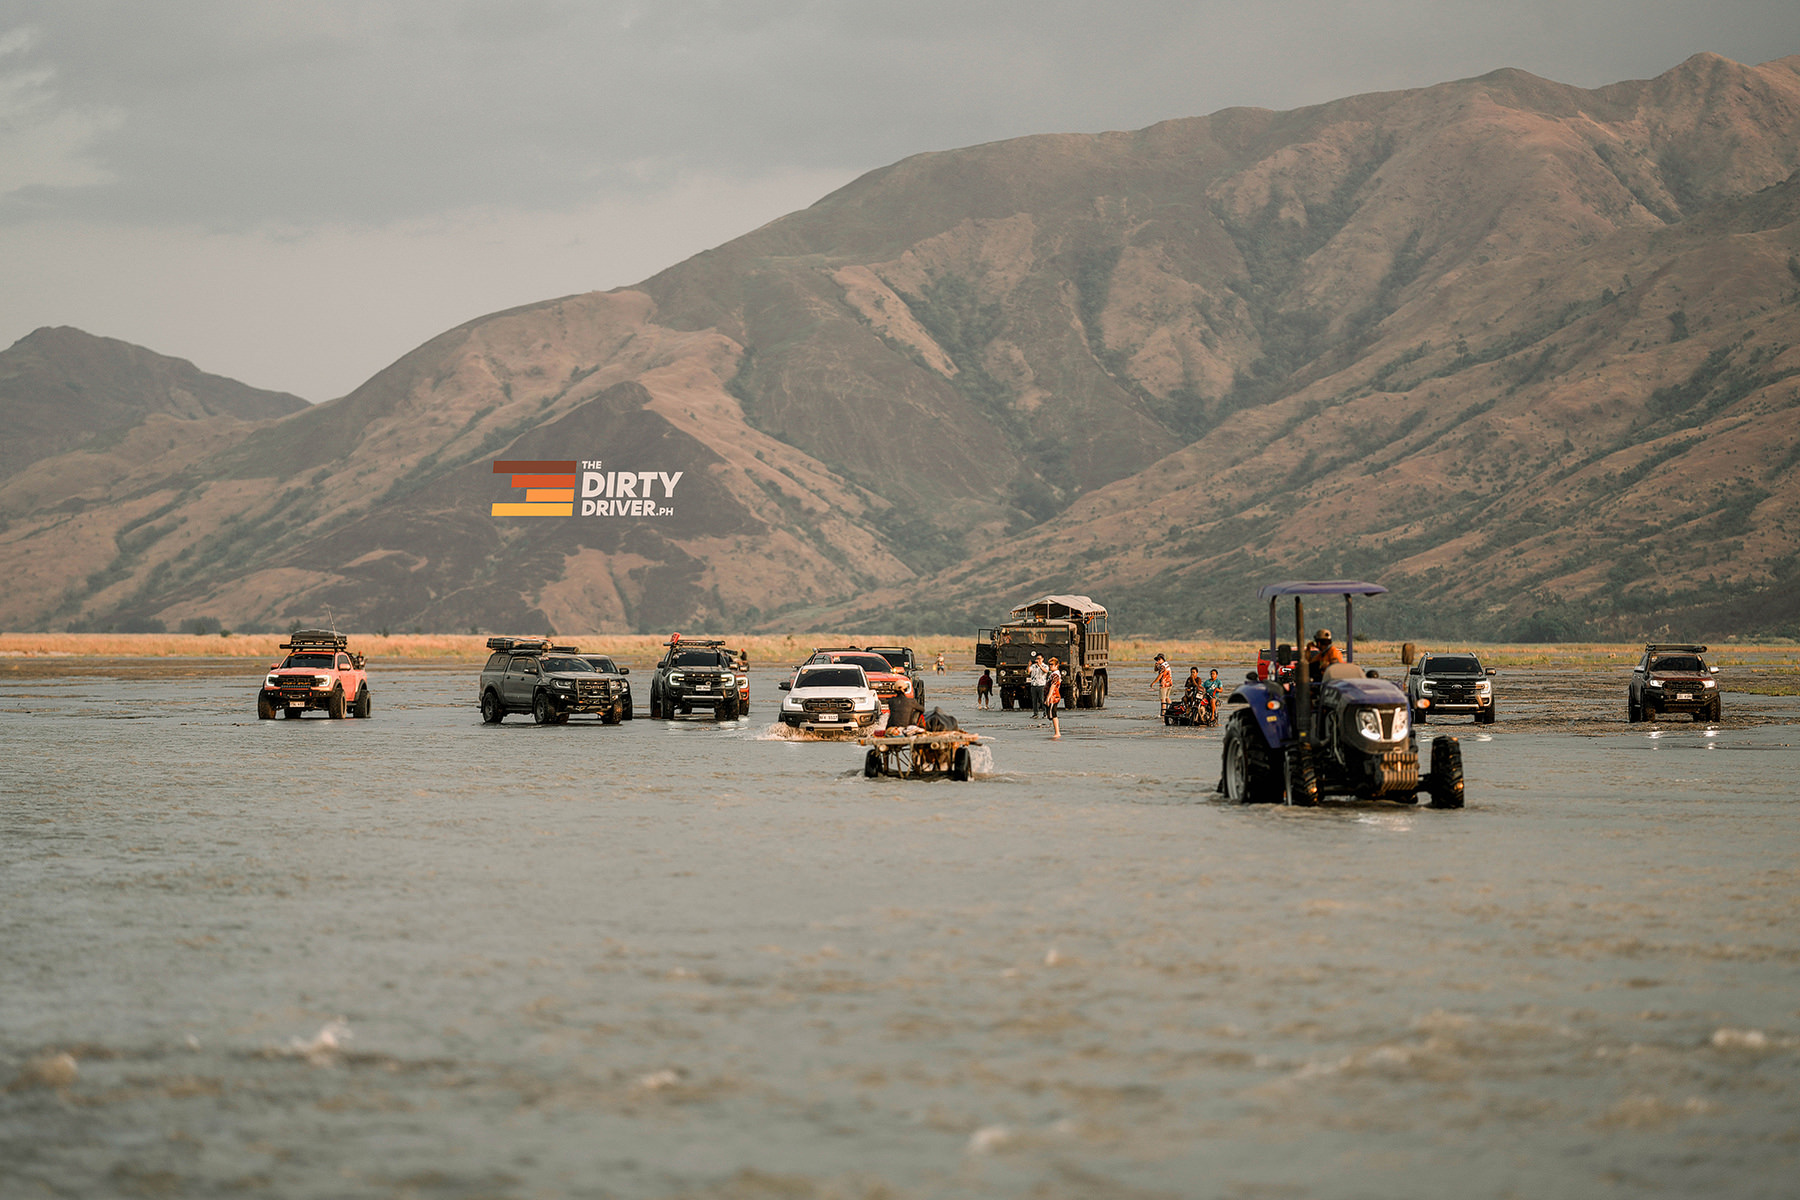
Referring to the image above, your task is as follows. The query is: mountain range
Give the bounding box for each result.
[3,50,1798,640]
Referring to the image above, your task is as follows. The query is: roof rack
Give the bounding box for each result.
[486,636,551,654]
[670,637,730,648]
[1646,643,1707,654]
[280,629,348,651]
[549,644,583,654]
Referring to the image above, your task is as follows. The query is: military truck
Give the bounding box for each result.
[975,595,1110,710]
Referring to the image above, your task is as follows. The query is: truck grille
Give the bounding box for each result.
[1429,681,1478,704]
[872,681,903,696]
[803,697,854,713]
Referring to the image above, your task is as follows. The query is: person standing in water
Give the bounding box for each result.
[1046,657,1064,739]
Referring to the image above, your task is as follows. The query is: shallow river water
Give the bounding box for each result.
[3,660,1798,1199]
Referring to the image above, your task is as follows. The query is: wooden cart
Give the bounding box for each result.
[857,731,988,780]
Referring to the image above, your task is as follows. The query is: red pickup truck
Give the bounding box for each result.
[258,630,373,719]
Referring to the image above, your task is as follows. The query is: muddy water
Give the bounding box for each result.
[3,660,1799,1199]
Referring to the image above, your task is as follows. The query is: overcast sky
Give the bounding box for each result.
[3,1,1797,400]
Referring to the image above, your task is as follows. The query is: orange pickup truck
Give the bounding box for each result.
[257,630,373,719]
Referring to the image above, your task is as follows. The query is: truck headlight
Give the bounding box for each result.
[266,674,279,686]
[314,675,331,687]
[855,696,877,710]
[669,672,685,684]
[1419,680,1434,692]
[553,679,572,689]
[1647,679,1663,688]
[1476,680,1491,695]
[1702,679,1715,688]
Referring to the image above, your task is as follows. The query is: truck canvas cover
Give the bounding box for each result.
[1010,595,1107,620]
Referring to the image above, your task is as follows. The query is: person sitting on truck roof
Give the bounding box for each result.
[1306,629,1346,674]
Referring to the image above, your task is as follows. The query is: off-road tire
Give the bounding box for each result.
[257,693,276,720]
[950,746,972,781]
[1093,673,1106,709]
[1626,696,1642,723]
[1416,706,1429,725]
[603,703,622,725]
[1707,696,1722,722]
[533,691,556,726]
[354,687,372,719]
[480,689,504,724]
[1222,711,1282,804]
[648,687,662,719]
[1477,705,1495,725]
[1284,742,1319,807]
[864,749,881,778]
[1000,690,1014,710]
[1426,736,1465,809]
[327,688,346,719]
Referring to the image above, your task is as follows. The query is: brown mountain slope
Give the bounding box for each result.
[0,326,307,482]
[2,51,1798,637]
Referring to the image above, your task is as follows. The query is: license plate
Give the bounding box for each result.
[1676,693,1692,700]
[816,714,839,722]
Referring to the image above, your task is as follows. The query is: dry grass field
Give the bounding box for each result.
[3,631,1794,678]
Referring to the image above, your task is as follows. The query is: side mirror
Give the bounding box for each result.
[778,681,791,690]
[1276,643,1295,666]
[618,666,630,674]
[1710,666,1720,674]
[1409,666,1421,675]
[1486,668,1496,676]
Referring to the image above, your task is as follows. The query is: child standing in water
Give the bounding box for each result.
[1046,657,1063,739]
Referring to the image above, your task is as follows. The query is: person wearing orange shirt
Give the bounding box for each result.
[1306,629,1346,674]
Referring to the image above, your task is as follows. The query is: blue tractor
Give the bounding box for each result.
[1219,581,1464,808]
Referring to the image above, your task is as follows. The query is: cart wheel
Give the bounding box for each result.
[950,746,972,781]
[864,749,881,778]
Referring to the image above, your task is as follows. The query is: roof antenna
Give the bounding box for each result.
[324,603,337,636]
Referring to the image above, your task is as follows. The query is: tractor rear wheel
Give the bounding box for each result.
[1222,712,1281,804]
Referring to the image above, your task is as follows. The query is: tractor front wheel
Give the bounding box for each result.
[1426,736,1465,809]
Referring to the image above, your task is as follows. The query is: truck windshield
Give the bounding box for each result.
[673,650,723,667]
[797,668,864,689]
[540,657,591,674]
[282,654,335,669]
[1650,655,1703,673]
[1425,656,1481,674]
[828,654,893,675]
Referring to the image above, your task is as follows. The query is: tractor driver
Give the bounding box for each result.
[1306,628,1345,674]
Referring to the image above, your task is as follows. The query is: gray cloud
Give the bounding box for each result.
[7,0,1798,228]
